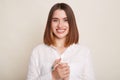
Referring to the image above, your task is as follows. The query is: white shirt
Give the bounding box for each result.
[27,43,95,80]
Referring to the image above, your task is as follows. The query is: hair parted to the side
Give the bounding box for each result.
[43,3,79,47]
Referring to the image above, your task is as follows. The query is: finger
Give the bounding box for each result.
[56,68,70,79]
[63,74,70,79]
[52,58,61,70]
[62,71,70,79]
[54,58,61,64]
[60,64,70,69]
[59,66,69,73]
[64,77,69,80]
[65,69,70,74]
[58,63,67,68]
[63,68,70,74]
[61,68,70,77]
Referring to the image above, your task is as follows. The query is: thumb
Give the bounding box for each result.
[54,58,61,64]
[52,58,61,70]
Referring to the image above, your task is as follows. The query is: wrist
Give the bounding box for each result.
[52,70,57,80]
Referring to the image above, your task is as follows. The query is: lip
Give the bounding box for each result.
[56,29,66,33]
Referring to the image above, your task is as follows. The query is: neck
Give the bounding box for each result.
[53,38,67,54]
[54,38,66,48]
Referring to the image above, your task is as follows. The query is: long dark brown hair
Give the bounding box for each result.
[44,3,79,47]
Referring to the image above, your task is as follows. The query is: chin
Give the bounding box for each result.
[56,35,66,39]
[54,32,68,39]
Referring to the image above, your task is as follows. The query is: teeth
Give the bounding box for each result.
[57,29,65,33]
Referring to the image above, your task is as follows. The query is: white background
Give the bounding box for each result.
[0,0,120,80]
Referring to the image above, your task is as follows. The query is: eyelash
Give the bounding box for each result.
[52,19,68,22]
[64,19,68,21]
[53,19,58,22]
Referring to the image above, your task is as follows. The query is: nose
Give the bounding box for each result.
[58,20,63,28]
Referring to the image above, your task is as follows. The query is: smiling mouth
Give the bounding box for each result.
[56,29,66,33]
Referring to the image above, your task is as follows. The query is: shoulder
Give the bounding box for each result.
[73,43,91,56]
[33,43,48,51]
[31,43,49,56]
[74,43,90,51]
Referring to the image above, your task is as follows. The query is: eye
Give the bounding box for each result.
[64,19,68,22]
[52,19,58,22]
[65,19,68,21]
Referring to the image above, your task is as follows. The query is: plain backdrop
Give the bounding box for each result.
[0,0,120,80]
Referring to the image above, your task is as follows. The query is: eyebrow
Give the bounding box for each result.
[52,18,58,19]
[52,17,67,19]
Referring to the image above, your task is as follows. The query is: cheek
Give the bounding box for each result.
[67,26,70,34]
[67,28,69,33]
[51,23,56,30]
[66,25,69,31]
[51,26,56,33]
[65,23,69,29]
[51,22,58,27]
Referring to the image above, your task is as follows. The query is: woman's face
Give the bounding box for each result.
[51,9,69,40]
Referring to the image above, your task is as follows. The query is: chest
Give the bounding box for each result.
[39,49,86,77]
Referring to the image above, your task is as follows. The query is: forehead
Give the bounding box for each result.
[52,9,67,18]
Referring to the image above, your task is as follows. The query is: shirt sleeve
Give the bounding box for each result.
[26,49,52,80]
[83,50,96,80]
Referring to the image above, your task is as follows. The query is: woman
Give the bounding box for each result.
[27,3,95,80]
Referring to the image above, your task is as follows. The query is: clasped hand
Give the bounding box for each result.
[52,59,70,80]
